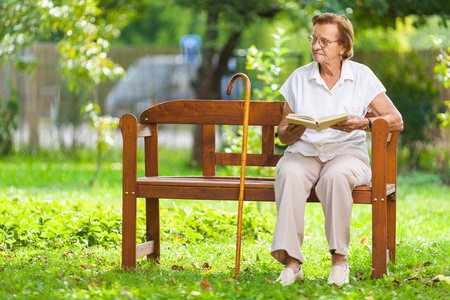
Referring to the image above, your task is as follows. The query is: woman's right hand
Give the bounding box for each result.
[278,124,306,145]
[277,103,306,145]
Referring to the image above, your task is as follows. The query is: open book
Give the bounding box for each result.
[286,113,348,131]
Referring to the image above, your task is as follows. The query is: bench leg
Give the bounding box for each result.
[387,198,396,263]
[146,197,160,260]
[372,198,388,279]
[122,193,137,269]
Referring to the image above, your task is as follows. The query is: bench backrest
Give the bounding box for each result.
[139,100,284,176]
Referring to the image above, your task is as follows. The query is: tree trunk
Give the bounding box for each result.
[191,11,243,166]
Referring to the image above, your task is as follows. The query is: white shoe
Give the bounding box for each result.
[327,265,349,286]
[276,267,304,286]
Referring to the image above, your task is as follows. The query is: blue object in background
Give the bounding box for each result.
[180,34,202,64]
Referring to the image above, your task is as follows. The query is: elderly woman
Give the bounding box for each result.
[272,13,403,286]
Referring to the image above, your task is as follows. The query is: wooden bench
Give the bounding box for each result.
[120,99,399,279]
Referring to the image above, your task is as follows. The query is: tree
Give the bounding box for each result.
[0,0,139,93]
[0,0,139,153]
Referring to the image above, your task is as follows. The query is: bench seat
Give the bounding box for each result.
[136,176,395,203]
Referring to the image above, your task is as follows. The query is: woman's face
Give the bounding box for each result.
[310,23,346,67]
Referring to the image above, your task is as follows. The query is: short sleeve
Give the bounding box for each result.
[279,73,297,112]
[364,66,386,105]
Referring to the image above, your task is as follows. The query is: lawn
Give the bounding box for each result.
[1,148,449,299]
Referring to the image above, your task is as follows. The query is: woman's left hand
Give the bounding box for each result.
[331,115,368,133]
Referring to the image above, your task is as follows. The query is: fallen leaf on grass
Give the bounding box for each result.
[171,265,185,271]
[202,262,211,269]
[392,279,401,285]
[236,286,242,291]
[201,278,213,291]
[169,277,176,283]
[433,275,450,284]
[432,275,444,282]
[407,276,420,281]
[227,277,238,283]
[120,291,133,297]
[0,266,4,272]
[360,237,369,247]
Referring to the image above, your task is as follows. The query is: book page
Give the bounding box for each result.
[316,113,348,131]
[286,113,348,131]
[316,113,347,124]
[287,114,315,122]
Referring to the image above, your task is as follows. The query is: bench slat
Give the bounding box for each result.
[136,241,154,258]
[139,100,284,125]
[215,153,282,166]
[135,176,395,204]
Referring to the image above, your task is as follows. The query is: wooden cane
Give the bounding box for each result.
[226,73,251,278]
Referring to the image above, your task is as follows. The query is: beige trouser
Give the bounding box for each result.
[271,153,371,265]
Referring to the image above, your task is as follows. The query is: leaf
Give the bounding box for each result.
[200,278,213,291]
[119,291,133,297]
[202,262,211,269]
[360,237,369,247]
[407,276,420,281]
[171,265,185,271]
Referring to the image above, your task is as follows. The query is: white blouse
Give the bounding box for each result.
[279,60,386,163]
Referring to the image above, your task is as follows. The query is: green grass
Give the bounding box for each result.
[1,148,450,299]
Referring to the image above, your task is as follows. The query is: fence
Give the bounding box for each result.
[0,43,448,149]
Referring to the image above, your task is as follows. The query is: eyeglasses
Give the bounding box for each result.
[307,35,340,47]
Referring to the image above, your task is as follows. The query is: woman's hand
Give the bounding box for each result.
[277,103,306,145]
[331,115,369,133]
[279,123,306,144]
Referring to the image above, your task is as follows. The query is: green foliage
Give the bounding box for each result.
[415,143,450,186]
[430,37,450,185]
[431,36,450,89]
[0,197,122,248]
[0,195,274,250]
[438,100,450,128]
[0,85,19,156]
[0,0,138,94]
[81,103,119,153]
[246,29,290,102]
[81,102,119,186]
[117,0,203,46]
[160,202,274,243]
[374,51,441,169]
